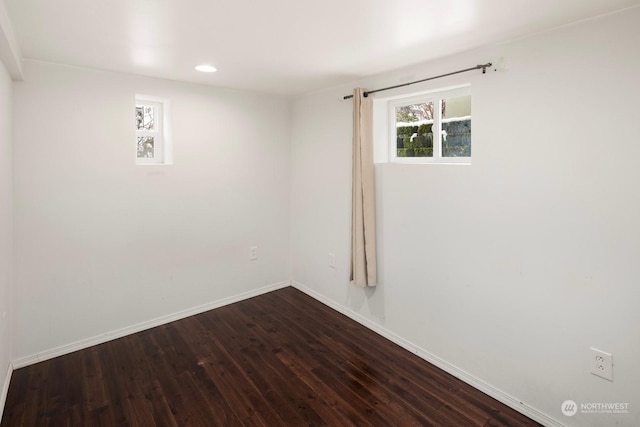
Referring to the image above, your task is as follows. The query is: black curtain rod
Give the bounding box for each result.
[343,62,492,100]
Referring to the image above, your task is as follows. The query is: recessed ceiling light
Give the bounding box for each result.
[195,64,217,73]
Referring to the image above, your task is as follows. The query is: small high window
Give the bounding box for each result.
[135,96,170,164]
[388,86,471,164]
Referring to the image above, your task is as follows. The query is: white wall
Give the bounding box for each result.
[291,8,640,427]
[12,61,291,361]
[0,61,13,416]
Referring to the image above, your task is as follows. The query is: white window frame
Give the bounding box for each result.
[386,85,471,165]
[135,95,172,165]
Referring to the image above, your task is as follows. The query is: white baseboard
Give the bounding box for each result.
[0,362,12,422]
[12,280,291,369]
[291,280,565,427]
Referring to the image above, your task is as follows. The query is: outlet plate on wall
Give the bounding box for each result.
[249,246,258,261]
[590,347,613,381]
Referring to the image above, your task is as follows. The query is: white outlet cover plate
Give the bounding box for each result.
[590,347,613,381]
[328,252,336,268]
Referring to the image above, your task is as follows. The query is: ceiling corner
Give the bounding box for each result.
[0,0,23,81]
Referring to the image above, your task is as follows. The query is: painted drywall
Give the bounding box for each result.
[290,7,640,427]
[12,61,291,360]
[1,5,21,415]
[0,59,12,417]
[0,60,12,415]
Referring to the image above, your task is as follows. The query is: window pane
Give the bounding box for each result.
[136,105,155,131]
[395,102,434,157]
[441,95,471,157]
[137,136,155,158]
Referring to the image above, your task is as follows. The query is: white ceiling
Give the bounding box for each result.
[5,0,640,96]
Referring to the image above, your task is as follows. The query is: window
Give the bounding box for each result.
[135,96,170,164]
[388,86,471,164]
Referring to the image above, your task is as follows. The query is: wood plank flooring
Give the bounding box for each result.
[1,287,541,426]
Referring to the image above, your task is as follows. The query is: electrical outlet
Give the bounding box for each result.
[590,347,613,381]
[328,252,336,268]
[249,246,258,261]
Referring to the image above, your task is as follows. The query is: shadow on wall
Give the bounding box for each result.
[347,283,386,325]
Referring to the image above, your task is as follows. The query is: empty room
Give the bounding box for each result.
[1,0,639,426]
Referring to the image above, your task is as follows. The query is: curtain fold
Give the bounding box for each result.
[350,88,377,287]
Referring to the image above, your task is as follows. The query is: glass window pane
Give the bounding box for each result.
[395,102,434,157]
[137,136,155,158]
[136,105,155,131]
[441,95,471,157]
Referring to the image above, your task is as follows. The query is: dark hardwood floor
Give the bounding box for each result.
[2,287,541,426]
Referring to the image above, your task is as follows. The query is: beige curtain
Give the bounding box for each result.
[350,88,377,287]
